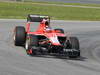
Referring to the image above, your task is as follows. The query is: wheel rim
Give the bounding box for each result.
[25,40,29,50]
[13,33,16,41]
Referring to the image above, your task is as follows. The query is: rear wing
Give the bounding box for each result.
[27,14,50,22]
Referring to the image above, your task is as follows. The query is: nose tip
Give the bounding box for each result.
[52,43,61,46]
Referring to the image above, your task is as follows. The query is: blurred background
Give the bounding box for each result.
[0,0,100,4]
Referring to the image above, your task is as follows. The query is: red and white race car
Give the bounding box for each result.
[13,14,80,58]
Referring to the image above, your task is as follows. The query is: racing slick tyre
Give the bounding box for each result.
[68,37,80,58]
[54,29,64,33]
[25,35,38,56]
[14,26,26,46]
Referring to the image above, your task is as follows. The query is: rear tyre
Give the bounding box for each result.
[54,28,64,33]
[25,35,38,55]
[14,26,26,46]
[67,37,80,58]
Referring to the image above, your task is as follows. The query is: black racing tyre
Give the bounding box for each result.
[25,35,38,55]
[68,37,80,58]
[54,28,64,33]
[14,26,26,46]
[70,37,80,50]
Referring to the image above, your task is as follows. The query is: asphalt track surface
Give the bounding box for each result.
[32,3,100,9]
[1,19,100,75]
[32,0,100,4]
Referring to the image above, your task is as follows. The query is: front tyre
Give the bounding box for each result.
[68,37,80,58]
[25,35,38,55]
[70,37,80,50]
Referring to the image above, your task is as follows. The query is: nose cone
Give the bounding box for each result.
[49,35,61,46]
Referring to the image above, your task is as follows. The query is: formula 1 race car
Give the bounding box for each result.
[13,14,80,58]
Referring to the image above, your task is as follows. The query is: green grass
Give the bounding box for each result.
[24,1,100,7]
[0,2,100,20]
